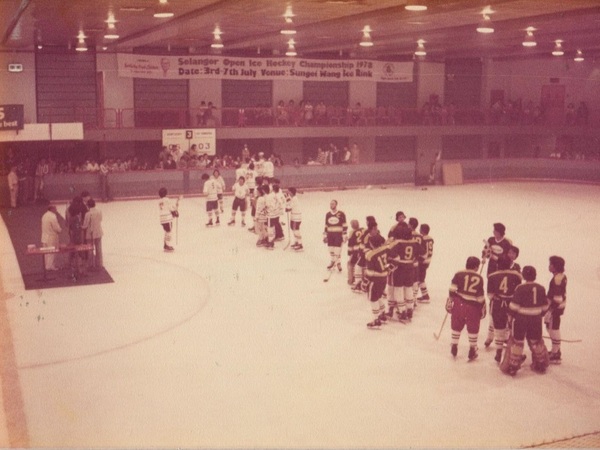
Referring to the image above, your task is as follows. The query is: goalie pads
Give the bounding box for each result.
[499,336,524,376]
[529,339,550,373]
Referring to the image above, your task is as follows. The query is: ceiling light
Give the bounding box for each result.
[286,38,297,57]
[281,17,297,35]
[104,22,119,40]
[360,25,373,47]
[283,5,295,20]
[552,40,564,56]
[574,49,584,62]
[76,38,88,52]
[414,39,426,56]
[211,25,224,49]
[476,14,494,33]
[522,27,536,47]
[405,1,427,11]
[153,0,174,18]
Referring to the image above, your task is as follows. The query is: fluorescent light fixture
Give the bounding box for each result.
[153,0,174,18]
[552,40,564,56]
[405,1,427,11]
[574,49,584,62]
[476,14,494,33]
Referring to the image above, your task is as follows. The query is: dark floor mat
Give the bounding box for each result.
[1,205,114,290]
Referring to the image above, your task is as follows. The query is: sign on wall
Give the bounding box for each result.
[118,54,413,83]
[0,104,24,130]
[162,128,216,156]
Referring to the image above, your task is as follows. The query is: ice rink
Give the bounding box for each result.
[1,181,599,448]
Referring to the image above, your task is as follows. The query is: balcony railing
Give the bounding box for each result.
[40,106,598,130]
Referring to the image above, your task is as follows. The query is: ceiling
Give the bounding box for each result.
[1,0,600,62]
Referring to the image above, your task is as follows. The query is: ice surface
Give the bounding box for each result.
[2,181,600,448]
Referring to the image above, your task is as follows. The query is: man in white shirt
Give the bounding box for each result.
[82,199,104,269]
[228,176,249,226]
[41,205,62,270]
[8,165,19,208]
[263,155,275,183]
[202,173,220,226]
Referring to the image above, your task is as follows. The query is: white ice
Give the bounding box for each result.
[1,181,600,448]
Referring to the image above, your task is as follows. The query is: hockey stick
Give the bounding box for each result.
[433,312,449,340]
[543,335,582,343]
[175,196,182,245]
[323,267,335,282]
[479,239,489,274]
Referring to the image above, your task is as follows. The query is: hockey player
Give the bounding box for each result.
[202,173,220,226]
[486,257,523,362]
[254,186,268,246]
[323,200,348,271]
[228,176,249,226]
[482,222,513,347]
[508,245,521,272]
[272,182,286,241]
[408,217,425,303]
[347,220,365,285]
[505,266,550,375]
[446,256,486,360]
[545,256,567,364]
[482,222,513,276]
[417,223,434,302]
[286,187,303,251]
[158,187,179,252]
[264,184,279,250]
[351,216,377,293]
[387,225,419,321]
[387,211,406,241]
[213,169,226,213]
[363,221,390,328]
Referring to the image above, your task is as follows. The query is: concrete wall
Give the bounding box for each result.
[0,52,37,124]
[417,61,445,108]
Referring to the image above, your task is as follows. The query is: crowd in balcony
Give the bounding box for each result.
[489,98,590,126]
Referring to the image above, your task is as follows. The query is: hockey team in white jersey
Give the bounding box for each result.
[157,148,568,377]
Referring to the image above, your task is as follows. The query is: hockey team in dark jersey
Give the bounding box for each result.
[168,173,568,376]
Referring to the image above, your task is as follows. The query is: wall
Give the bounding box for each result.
[349,80,376,109]
[416,61,445,108]
[0,52,37,123]
[485,57,600,113]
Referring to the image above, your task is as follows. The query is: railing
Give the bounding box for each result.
[38,106,599,130]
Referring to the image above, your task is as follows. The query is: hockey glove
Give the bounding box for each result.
[323,235,328,244]
[445,297,454,313]
[172,210,179,218]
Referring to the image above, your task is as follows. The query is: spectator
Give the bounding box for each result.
[40,205,62,271]
[82,199,104,270]
[7,165,19,208]
[576,101,589,125]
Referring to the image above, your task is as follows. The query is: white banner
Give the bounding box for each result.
[162,128,216,156]
[118,54,413,83]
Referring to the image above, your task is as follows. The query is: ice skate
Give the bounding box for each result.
[367,318,382,329]
[163,244,174,252]
[417,294,430,303]
[227,220,235,226]
[468,346,479,361]
[549,350,562,364]
[206,220,213,227]
[451,344,458,357]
